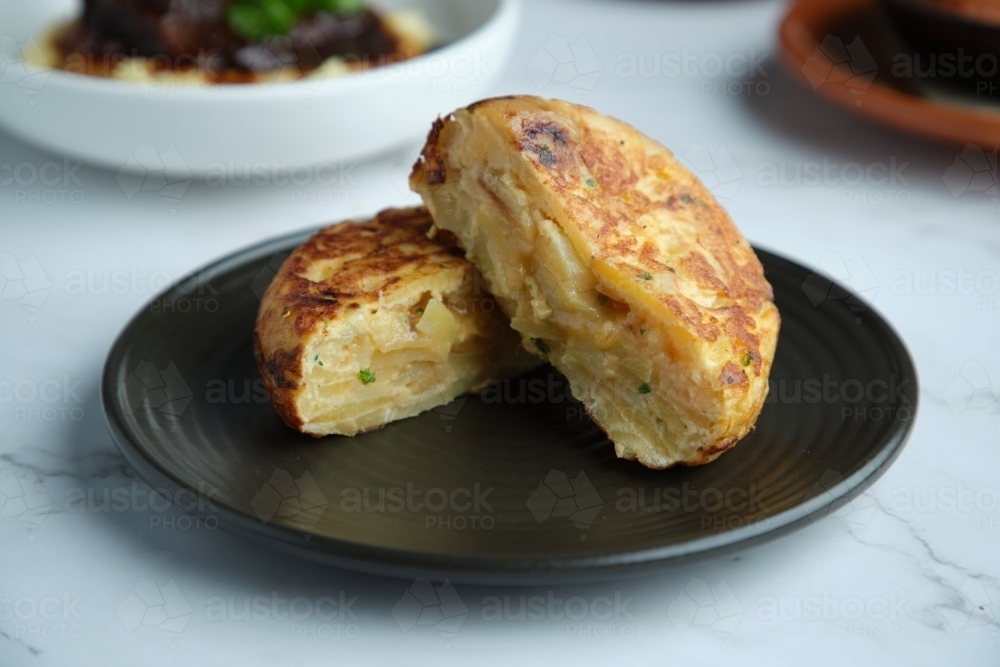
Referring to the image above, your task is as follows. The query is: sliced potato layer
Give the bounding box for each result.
[254,207,537,436]
[411,97,779,467]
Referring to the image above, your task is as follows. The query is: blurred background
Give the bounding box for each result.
[0,0,998,664]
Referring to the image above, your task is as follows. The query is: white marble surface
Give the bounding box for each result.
[2,0,999,664]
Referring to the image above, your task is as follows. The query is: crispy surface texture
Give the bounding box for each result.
[254,207,537,436]
[410,96,780,468]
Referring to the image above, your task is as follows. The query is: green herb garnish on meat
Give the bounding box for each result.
[228,0,365,41]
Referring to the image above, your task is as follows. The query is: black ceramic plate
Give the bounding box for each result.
[102,229,918,584]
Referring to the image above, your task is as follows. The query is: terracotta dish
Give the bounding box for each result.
[780,0,1000,146]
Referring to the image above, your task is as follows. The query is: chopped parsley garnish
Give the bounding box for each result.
[358,368,376,385]
[639,328,646,335]
[585,178,596,188]
[532,338,550,355]
[314,355,323,366]
[638,383,651,394]
[680,193,693,204]
[741,352,753,367]
[415,307,424,314]
[228,0,364,40]
[639,272,653,281]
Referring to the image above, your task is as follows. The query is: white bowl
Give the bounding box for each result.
[0,0,519,175]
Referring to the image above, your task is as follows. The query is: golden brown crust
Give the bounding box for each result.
[688,435,740,466]
[252,336,304,429]
[457,97,771,360]
[414,117,448,187]
[253,207,471,431]
[413,95,776,394]
[410,95,780,468]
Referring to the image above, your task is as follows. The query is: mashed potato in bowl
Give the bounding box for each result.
[25,0,435,84]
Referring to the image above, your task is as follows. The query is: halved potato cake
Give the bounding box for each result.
[410,96,780,468]
[254,207,537,436]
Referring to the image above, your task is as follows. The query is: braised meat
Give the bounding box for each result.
[55,0,401,79]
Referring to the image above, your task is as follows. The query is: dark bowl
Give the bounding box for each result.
[881,0,1000,96]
